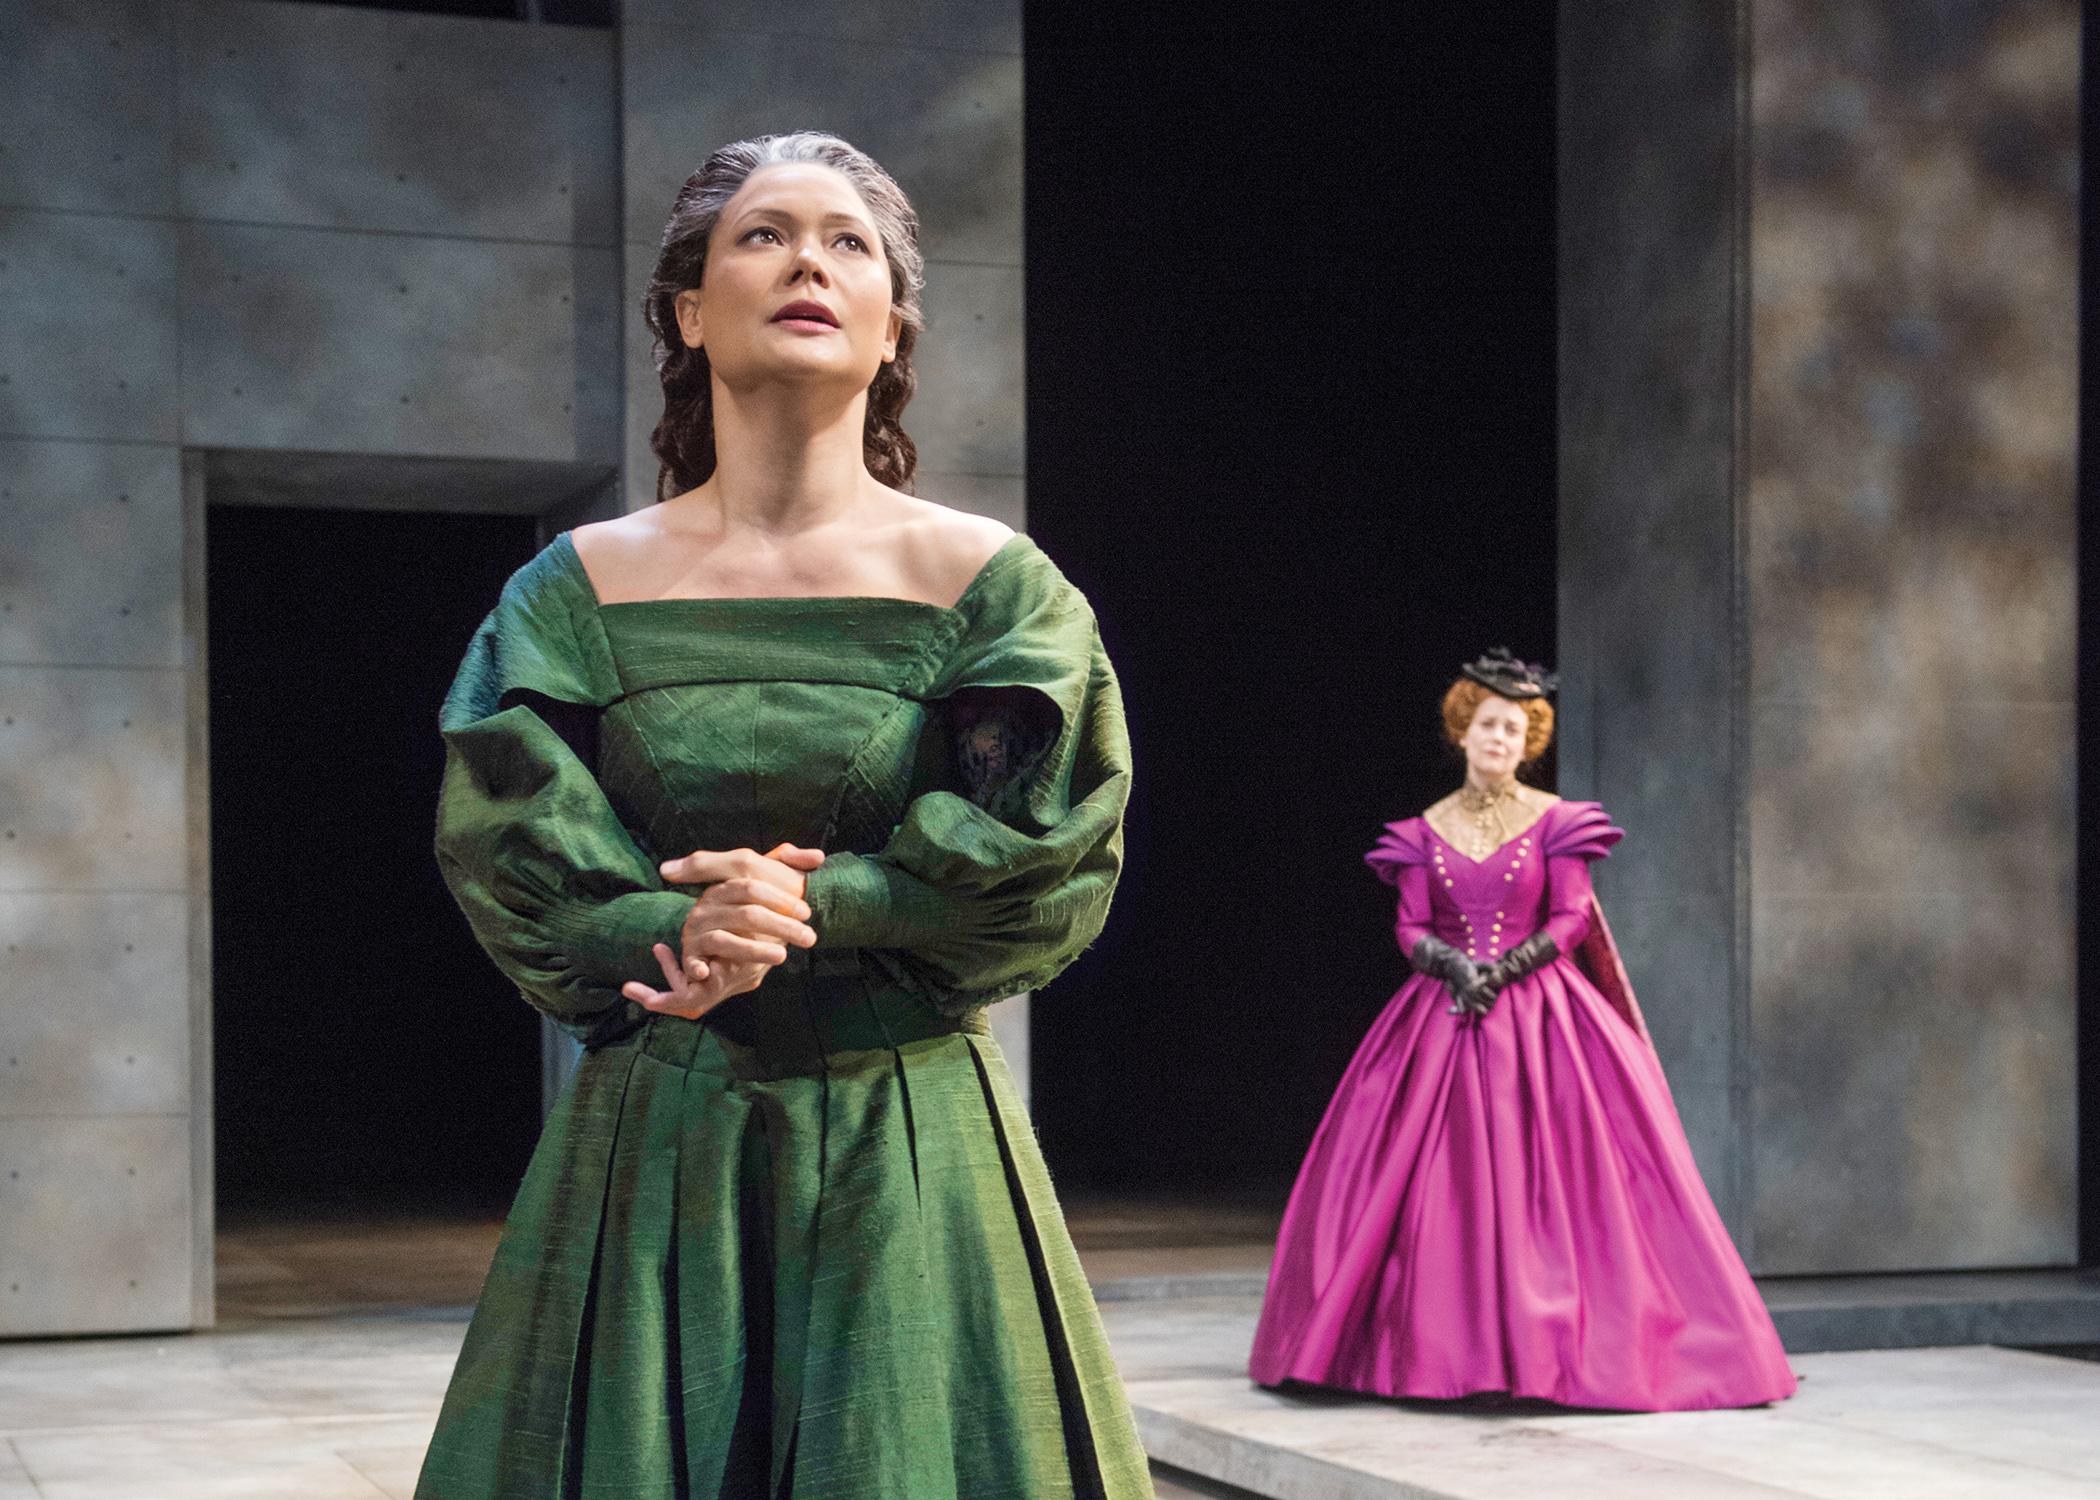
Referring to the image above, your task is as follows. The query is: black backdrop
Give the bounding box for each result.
[211,507,544,1209]
[1019,7,1560,1193]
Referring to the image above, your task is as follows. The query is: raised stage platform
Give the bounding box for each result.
[1104,1293,2100,1500]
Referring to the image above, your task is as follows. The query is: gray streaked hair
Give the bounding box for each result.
[642,131,925,499]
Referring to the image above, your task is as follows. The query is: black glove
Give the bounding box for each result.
[1455,931,1559,1017]
[1408,936,1484,1012]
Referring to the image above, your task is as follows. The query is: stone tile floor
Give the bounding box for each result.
[0,1191,1280,1498]
[3,1194,2094,1498]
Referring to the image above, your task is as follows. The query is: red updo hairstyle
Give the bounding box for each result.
[1439,678,1556,765]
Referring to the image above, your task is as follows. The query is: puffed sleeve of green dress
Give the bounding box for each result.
[433,545,695,1050]
[800,547,1133,1016]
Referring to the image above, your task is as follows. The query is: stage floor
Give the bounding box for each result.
[0,1197,2094,1498]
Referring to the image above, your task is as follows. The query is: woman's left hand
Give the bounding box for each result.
[620,938,769,1021]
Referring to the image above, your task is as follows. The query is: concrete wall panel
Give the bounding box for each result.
[622,0,1018,56]
[569,241,628,463]
[0,1115,192,1336]
[1752,886,2077,1271]
[0,211,182,444]
[0,0,176,217]
[0,665,187,894]
[176,0,618,244]
[202,448,615,516]
[0,440,184,669]
[911,260,1024,478]
[0,892,192,1119]
[1749,699,2076,900]
[178,221,619,462]
[622,25,1021,266]
[1745,0,2078,1273]
[619,238,663,511]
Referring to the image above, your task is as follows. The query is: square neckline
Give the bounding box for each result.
[561,528,1031,618]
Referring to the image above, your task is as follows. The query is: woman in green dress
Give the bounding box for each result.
[414,131,1151,1499]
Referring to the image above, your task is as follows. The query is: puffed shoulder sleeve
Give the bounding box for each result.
[1364,818,1428,886]
[433,537,695,1049]
[800,539,1131,1015]
[1542,800,1626,861]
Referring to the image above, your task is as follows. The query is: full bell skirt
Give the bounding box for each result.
[1247,958,1796,1411]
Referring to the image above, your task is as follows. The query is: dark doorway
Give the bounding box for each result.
[1022,7,1560,1196]
[208,505,546,1221]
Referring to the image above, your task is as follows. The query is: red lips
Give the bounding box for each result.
[771,299,838,326]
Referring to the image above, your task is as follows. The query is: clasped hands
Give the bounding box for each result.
[1411,932,1560,1021]
[1445,960,1504,1020]
[1409,935,1513,1021]
[619,842,827,1021]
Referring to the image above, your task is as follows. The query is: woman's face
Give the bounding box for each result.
[1460,693,1530,781]
[675,162,902,395]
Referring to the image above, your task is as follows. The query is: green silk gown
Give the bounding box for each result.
[413,529,1152,1499]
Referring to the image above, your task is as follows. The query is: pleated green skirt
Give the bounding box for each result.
[411,1011,1154,1499]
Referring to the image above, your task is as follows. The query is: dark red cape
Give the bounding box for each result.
[1576,890,1650,1044]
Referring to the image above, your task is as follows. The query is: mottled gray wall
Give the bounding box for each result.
[614,0,1031,1074]
[1562,0,2078,1274]
[1745,1,2078,1274]
[0,0,621,1337]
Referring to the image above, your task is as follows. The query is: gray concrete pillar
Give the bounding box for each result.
[1560,0,2078,1273]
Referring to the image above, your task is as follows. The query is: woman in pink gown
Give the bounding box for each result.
[1248,649,1796,1412]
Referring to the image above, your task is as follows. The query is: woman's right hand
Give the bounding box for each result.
[648,844,826,1010]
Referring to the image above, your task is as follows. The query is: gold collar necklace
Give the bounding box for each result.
[1456,780,1520,859]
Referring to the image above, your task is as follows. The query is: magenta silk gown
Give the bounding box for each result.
[1247,799,1797,1411]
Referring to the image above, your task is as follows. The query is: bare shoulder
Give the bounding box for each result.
[889,493,1017,602]
[567,512,666,599]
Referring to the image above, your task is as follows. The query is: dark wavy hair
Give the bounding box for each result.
[642,131,926,502]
